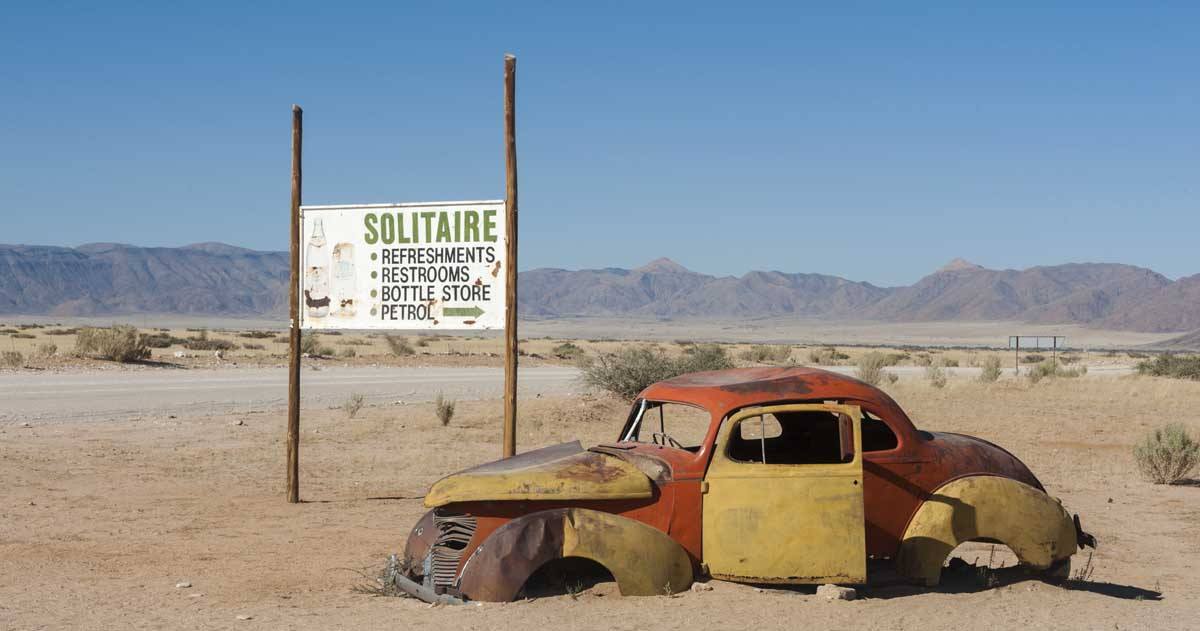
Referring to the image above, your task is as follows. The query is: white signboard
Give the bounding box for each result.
[298,200,507,330]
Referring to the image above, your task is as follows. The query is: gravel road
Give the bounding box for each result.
[0,366,582,424]
[0,363,1134,425]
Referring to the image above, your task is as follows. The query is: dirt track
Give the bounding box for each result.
[2,373,1198,629]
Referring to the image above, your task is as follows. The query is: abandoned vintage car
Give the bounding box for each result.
[399,367,1094,602]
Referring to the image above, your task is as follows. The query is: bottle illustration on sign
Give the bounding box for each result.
[305,218,330,318]
[331,243,356,317]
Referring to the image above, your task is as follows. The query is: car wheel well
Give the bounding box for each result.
[518,556,615,599]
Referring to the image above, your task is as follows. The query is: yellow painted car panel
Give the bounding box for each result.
[703,403,867,583]
[897,474,1078,585]
[424,447,653,508]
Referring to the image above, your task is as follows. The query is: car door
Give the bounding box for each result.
[702,403,866,583]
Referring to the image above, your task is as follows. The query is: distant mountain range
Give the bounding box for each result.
[1,243,1198,335]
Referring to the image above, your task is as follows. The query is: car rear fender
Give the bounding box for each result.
[896,475,1077,586]
[457,507,693,601]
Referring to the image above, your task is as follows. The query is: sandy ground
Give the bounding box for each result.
[3,371,1200,630]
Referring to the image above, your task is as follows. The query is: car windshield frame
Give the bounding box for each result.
[618,398,712,450]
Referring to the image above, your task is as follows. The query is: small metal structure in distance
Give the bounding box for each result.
[1008,335,1067,375]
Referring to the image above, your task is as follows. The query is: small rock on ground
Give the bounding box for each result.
[690,582,713,592]
[175,581,191,589]
[816,584,856,601]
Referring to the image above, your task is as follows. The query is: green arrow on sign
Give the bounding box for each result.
[444,306,485,318]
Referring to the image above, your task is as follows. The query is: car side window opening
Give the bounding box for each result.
[861,410,899,452]
[620,400,710,451]
[727,410,856,465]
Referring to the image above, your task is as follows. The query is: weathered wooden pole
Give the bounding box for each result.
[287,105,303,503]
[502,55,519,458]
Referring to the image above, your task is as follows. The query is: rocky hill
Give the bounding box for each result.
[0,243,1195,333]
[0,243,289,316]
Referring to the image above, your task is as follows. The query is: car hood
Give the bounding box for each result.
[423,440,655,508]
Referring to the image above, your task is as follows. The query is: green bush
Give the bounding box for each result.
[1137,355,1200,381]
[552,342,585,360]
[1134,424,1199,484]
[237,330,277,339]
[184,338,236,351]
[581,344,732,399]
[855,352,890,386]
[141,332,188,348]
[75,326,151,363]
[979,355,1003,383]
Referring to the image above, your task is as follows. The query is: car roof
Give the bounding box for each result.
[638,366,903,417]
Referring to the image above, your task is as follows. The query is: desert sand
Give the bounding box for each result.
[2,371,1198,630]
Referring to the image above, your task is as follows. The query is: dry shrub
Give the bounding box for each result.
[581,344,732,399]
[739,345,792,364]
[1,351,23,368]
[1134,424,1199,484]
[343,393,365,419]
[808,346,849,365]
[300,332,320,355]
[184,329,236,351]
[1137,355,1200,381]
[435,393,456,426]
[1022,353,1046,364]
[340,347,358,358]
[979,355,1003,383]
[385,335,415,357]
[1027,359,1086,383]
[926,362,948,388]
[35,343,58,359]
[855,352,889,386]
[75,326,150,362]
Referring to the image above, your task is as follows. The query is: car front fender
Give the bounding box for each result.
[457,507,693,601]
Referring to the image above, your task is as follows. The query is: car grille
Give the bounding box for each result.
[429,511,477,588]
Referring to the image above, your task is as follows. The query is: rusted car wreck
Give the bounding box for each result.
[400,367,1094,602]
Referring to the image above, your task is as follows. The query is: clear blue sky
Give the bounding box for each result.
[2,3,1196,286]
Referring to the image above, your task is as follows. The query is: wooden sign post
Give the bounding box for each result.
[287,105,303,504]
[502,54,519,459]
[284,56,521,503]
